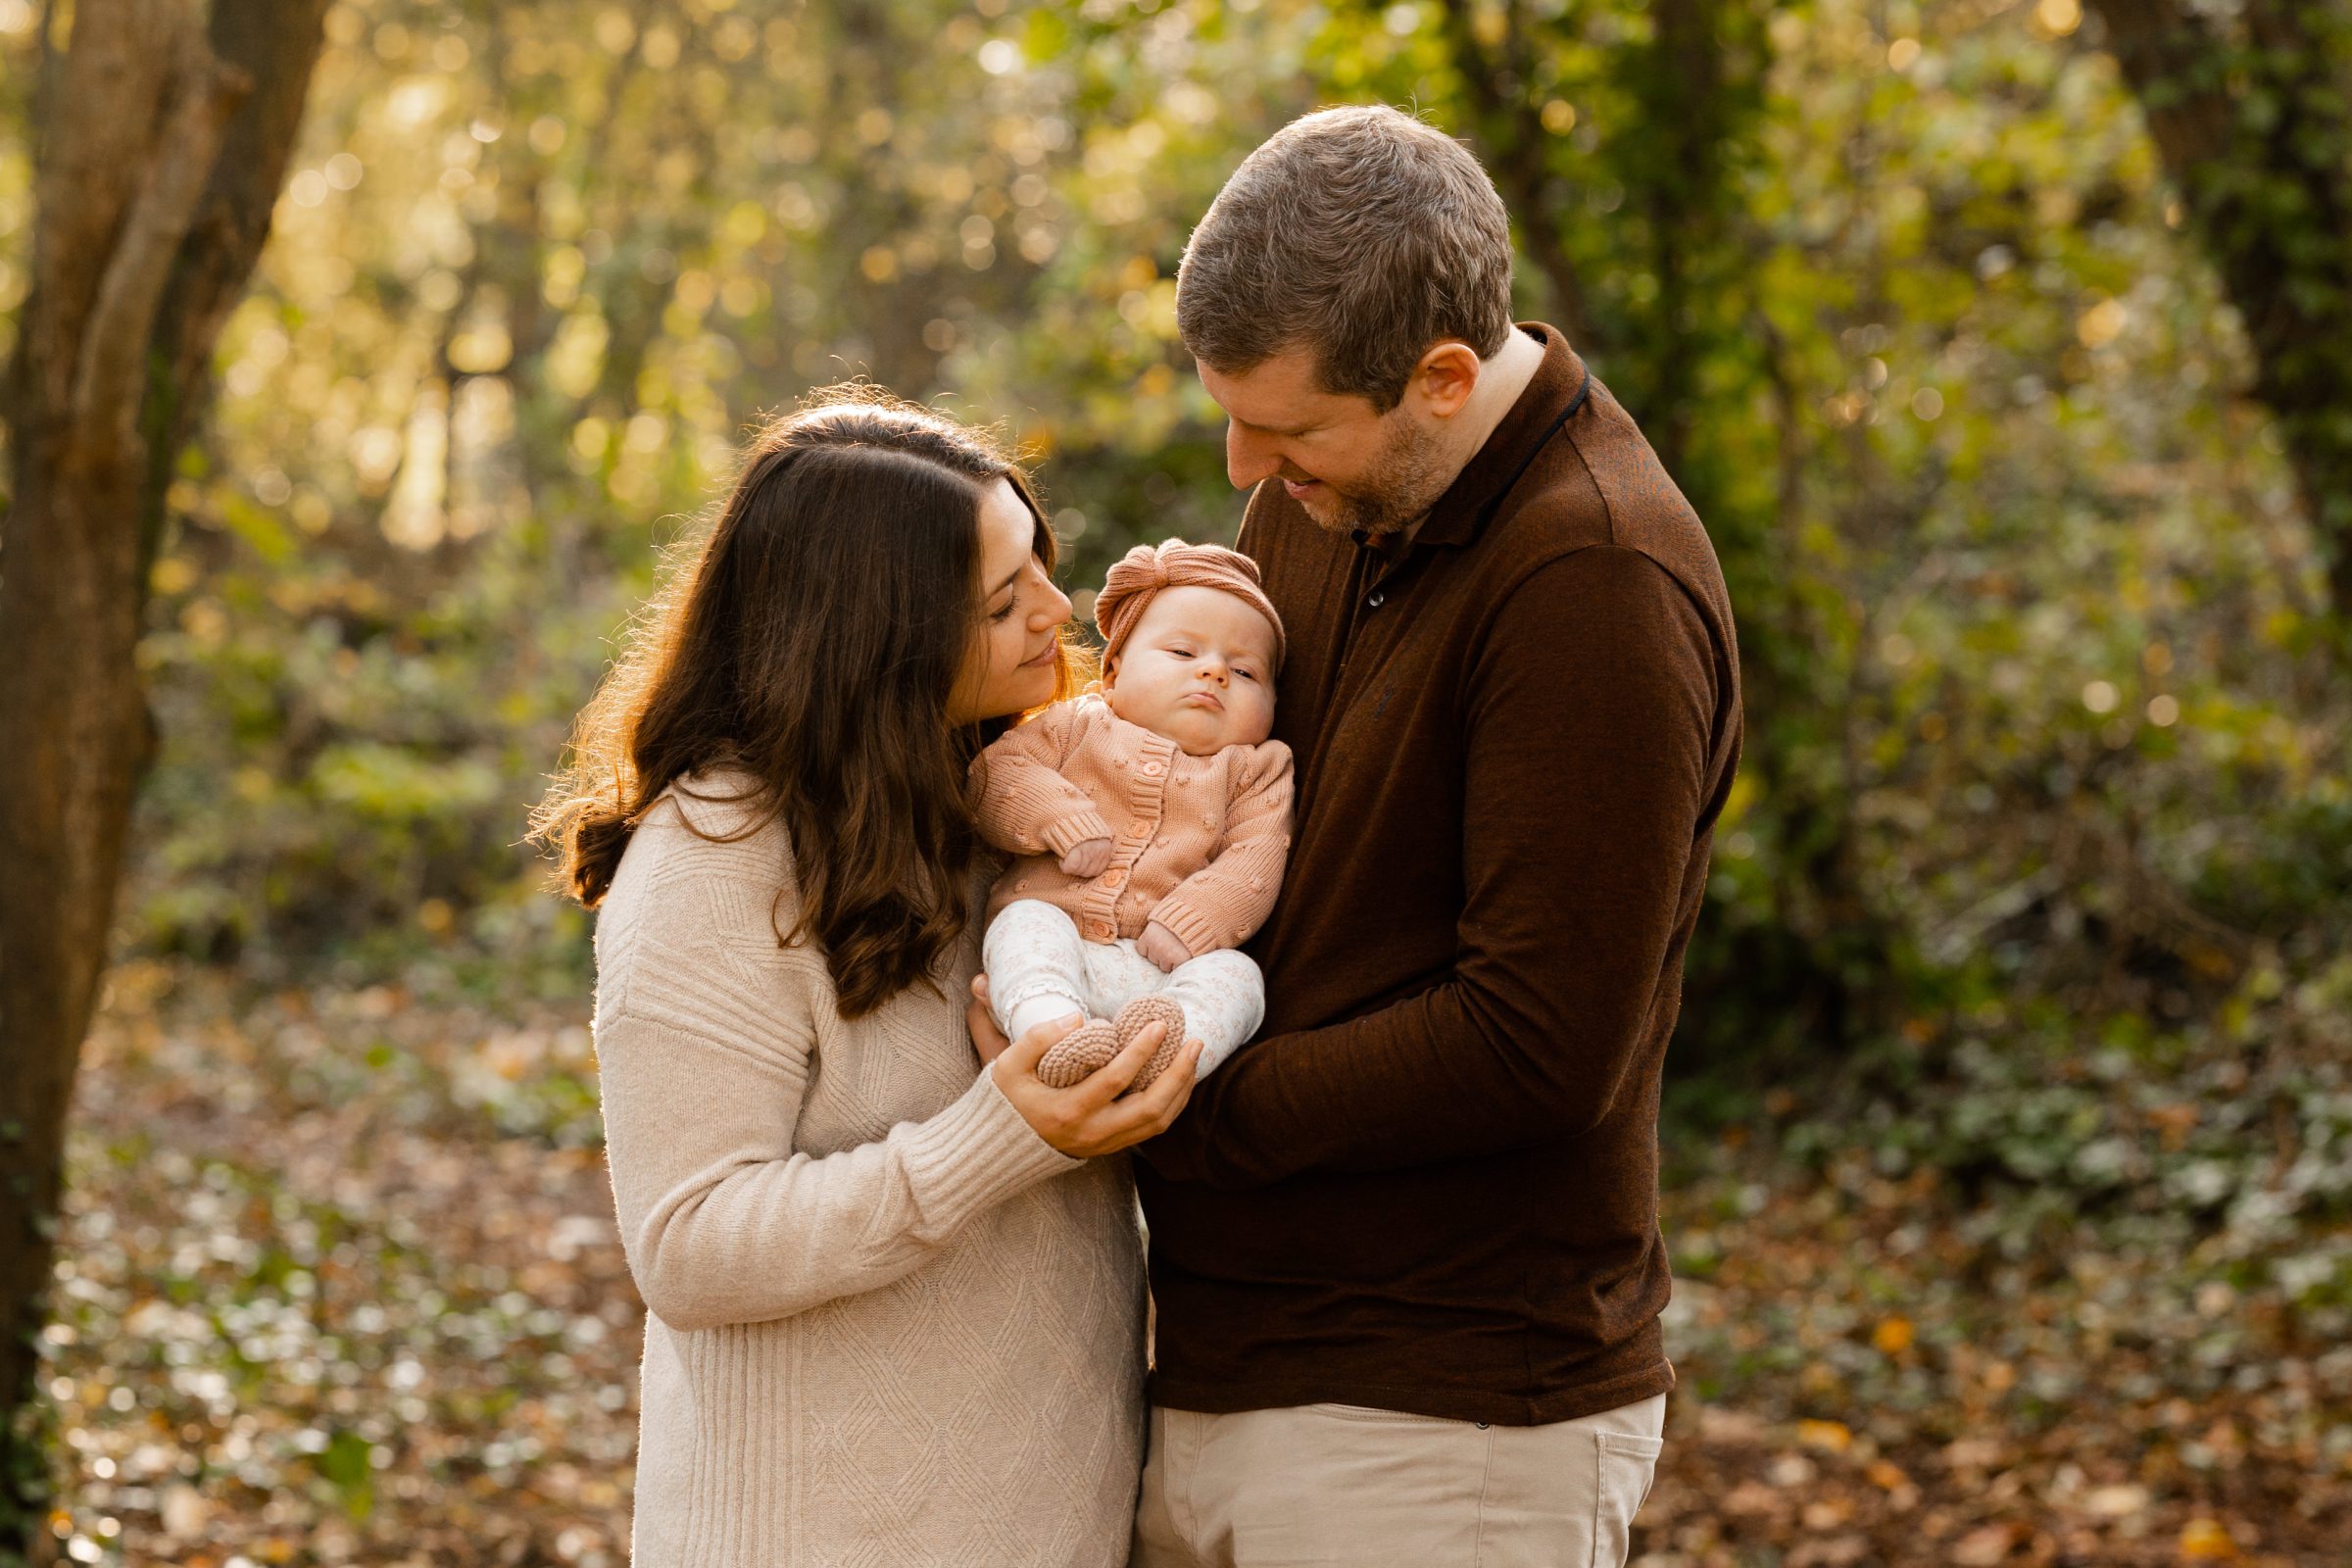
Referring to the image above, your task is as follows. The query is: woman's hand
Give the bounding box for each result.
[981,984,1202,1158]
[1058,836,1114,878]
[967,972,1014,1064]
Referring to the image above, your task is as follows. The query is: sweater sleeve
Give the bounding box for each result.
[1139,547,1722,1188]
[592,804,1080,1332]
[1147,743,1295,957]
[969,702,1114,858]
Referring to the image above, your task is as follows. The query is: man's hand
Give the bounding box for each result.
[1137,920,1192,972]
[988,1004,1202,1158]
[1058,836,1114,878]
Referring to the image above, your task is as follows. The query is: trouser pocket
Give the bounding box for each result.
[1589,1430,1665,1568]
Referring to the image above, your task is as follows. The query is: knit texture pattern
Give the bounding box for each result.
[592,771,1148,1567]
[969,694,1294,958]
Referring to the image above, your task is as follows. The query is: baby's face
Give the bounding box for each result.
[1102,585,1278,756]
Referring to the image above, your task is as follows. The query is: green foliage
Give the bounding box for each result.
[0,0,2344,1074]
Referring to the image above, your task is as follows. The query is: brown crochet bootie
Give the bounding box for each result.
[1114,996,1187,1095]
[1036,1019,1118,1089]
[1034,996,1188,1094]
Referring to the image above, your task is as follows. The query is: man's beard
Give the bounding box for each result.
[1291,416,1452,538]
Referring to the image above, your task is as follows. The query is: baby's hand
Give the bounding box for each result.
[1137,920,1192,972]
[1059,836,1114,878]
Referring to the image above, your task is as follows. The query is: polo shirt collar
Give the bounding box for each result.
[1350,322,1585,558]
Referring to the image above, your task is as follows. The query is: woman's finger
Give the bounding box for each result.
[1065,1020,1166,1111]
[1073,1038,1201,1154]
[1123,1038,1201,1133]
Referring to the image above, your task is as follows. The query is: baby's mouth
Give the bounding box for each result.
[1181,691,1224,711]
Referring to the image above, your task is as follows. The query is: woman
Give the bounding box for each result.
[532,395,1198,1565]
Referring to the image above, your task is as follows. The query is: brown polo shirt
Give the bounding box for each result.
[1135,323,1743,1426]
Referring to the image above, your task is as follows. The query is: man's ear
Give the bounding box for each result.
[1408,340,1483,419]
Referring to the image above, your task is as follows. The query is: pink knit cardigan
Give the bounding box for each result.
[969,694,1294,957]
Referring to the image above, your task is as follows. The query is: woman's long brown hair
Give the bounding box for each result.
[529,390,1085,1018]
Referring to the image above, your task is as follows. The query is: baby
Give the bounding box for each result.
[970,540,1294,1093]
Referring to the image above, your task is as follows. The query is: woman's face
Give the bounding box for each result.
[946,478,1071,725]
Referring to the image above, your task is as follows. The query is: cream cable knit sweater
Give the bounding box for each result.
[592,772,1148,1566]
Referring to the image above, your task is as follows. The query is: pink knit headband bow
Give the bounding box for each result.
[1092,540,1287,672]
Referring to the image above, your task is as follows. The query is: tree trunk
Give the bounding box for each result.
[1433,0,1599,348]
[0,3,325,1557]
[2089,0,2352,620]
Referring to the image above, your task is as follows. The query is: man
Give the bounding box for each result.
[1124,105,1744,1566]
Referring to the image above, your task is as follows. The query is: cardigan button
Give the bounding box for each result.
[1102,867,1127,889]
[1141,759,1165,776]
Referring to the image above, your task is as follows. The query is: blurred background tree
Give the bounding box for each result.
[2,0,2349,1560]
[0,2,327,1554]
[13,0,2329,1049]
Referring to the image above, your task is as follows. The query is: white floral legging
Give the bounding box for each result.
[983,899,1264,1078]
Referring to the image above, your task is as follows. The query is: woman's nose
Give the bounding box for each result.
[1033,578,1072,626]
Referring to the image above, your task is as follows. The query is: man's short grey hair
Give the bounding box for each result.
[1175,105,1516,413]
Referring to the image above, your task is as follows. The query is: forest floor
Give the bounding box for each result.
[35,958,2352,1567]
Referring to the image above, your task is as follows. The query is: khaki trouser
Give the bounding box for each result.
[1130,1394,1667,1568]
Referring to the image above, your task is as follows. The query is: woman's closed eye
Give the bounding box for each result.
[988,593,1017,623]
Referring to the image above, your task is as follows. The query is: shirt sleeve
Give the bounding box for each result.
[1138,546,1725,1189]
[1147,743,1295,957]
[968,701,1112,857]
[592,807,1079,1331]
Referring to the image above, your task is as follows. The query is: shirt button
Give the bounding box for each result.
[1367,590,1386,608]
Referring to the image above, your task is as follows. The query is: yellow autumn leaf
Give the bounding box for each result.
[1874,1315,1916,1354]
[2179,1518,2236,1559]
[1797,1418,1852,1452]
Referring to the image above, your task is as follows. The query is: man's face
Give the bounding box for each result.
[1198,348,1452,537]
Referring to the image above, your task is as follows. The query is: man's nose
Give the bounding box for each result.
[1226,422,1281,490]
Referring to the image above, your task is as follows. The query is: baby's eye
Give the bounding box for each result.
[1236,667,1259,682]
[1165,645,1194,658]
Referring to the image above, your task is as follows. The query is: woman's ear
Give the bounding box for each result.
[1100,655,1120,693]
